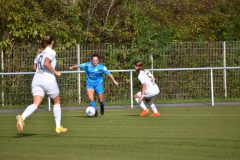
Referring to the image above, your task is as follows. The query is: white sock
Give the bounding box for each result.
[139,101,147,110]
[150,103,158,113]
[135,98,147,110]
[53,104,61,128]
[22,104,37,121]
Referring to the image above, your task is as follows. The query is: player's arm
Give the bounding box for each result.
[138,74,147,101]
[139,83,146,101]
[108,73,119,87]
[102,65,118,86]
[33,64,37,71]
[69,65,78,70]
[33,55,37,71]
[44,58,61,76]
[69,63,87,70]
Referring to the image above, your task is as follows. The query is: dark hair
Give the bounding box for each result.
[40,35,54,49]
[135,61,144,70]
[91,53,100,60]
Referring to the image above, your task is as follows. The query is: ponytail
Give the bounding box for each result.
[37,35,54,54]
[41,35,54,49]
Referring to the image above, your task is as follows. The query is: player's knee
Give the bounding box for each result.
[135,98,139,103]
[88,97,94,101]
[87,93,95,101]
[51,96,61,105]
[134,94,139,99]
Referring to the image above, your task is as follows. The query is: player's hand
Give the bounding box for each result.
[69,66,76,70]
[114,80,119,87]
[55,71,61,77]
[139,95,144,102]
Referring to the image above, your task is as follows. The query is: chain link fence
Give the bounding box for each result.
[1,42,240,108]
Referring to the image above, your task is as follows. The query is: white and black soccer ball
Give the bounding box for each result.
[86,106,96,117]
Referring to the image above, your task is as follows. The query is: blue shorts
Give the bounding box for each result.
[86,83,104,95]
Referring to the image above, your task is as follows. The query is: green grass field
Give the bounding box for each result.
[0,106,240,160]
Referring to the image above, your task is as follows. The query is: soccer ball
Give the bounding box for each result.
[86,106,96,117]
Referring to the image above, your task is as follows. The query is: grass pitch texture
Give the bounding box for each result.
[0,106,239,160]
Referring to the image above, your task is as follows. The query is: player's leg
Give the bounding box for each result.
[51,95,61,129]
[87,85,98,117]
[21,95,43,120]
[145,95,160,117]
[51,95,67,133]
[16,86,44,133]
[96,84,105,115]
[97,94,104,115]
[47,82,67,134]
[134,92,150,117]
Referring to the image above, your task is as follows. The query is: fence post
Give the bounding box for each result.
[210,68,215,106]
[48,97,51,111]
[77,44,81,104]
[130,70,133,109]
[222,41,227,98]
[150,53,153,73]
[1,49,4,106]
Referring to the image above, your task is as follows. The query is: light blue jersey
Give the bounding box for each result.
[78,62,110,109]
[78,62,110,85]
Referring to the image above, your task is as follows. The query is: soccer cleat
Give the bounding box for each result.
[56,126,68,134]
[94,110,98,117]
[16,115,24,133]
[100,106,104,115]
[140,109,150,117]
[151,112,161,117]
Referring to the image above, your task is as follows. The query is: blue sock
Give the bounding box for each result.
[100,102,104,109]
[89,101,97,109]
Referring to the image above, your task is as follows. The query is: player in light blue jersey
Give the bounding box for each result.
[69,53,119,116]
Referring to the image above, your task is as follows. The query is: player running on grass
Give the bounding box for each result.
[69,53,119,116]
[16,35,67,134]
[134,61,160,117]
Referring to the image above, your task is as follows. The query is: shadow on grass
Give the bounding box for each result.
[14,133,38,138]
[72,114,141,118]
[14,133,64,138]
[72,115,104,118]
[124,114,140,117]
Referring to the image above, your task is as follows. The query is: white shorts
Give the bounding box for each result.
[136,91,158,98]
[31,81,59,98]
[136,91,158,105]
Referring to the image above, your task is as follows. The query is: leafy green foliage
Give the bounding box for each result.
[0,0,83,48]
[1,0,240,49]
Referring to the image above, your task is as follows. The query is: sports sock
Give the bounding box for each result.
[53,104,61,128]
[150,103,158,113]
[89,101,97,109]
[139,101,147,110]
[100,102,104,109]
[22,104,37,121]
[135,98,147,110]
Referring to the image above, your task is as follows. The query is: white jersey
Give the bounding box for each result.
[138,70,160,96]
[32,47,57,85]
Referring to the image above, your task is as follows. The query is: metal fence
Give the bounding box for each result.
[1,41,240,108]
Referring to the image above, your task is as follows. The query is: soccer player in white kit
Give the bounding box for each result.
[134,61,160,117]
[16,35,67,134]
